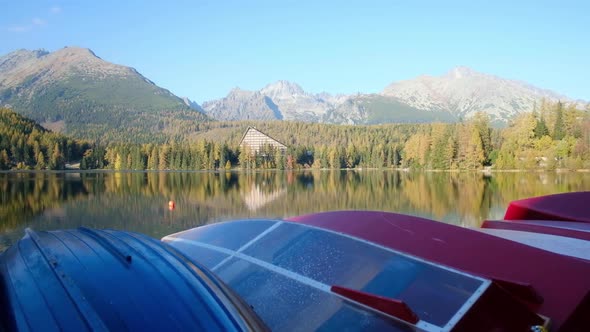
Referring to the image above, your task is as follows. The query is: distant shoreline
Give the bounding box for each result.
[2,168,590,174]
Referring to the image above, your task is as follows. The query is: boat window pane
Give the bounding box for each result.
[166,220,277,250]
[215,257,418,332]
[243,222,483,326]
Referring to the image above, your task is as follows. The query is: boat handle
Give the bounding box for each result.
[331,285,419,324]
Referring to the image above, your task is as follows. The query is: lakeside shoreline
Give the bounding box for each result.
[2,167,590,174]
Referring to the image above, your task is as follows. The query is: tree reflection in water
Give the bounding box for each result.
[1,170,589,251]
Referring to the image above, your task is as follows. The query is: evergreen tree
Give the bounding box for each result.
[208,142,218,169]
[320,147,329,169]
[35,151,46,170]
[472,113,492,164]
[430,132,449,169]
[345,143,358,168]
[275,150,285,170]
[534,117,550,138]
[219,144,228,170]
[23,144,34,166]
[147,146,159,170]
[158,145,169,170]
[239,145,254,169]
[327,146,341,169]
[391,145,400,167]
[95,146,106,169]
[126,153,133,170]
[553,102,565,140]
[445,135,457,169]
[0,149,10,170]
[49,143,65,170]
[466,128,485,169]
[181,148,192,170]
[192,147,202,170]
[10,144,22,163]
[171,149,181,169]
[131,147,144,170]
[198,141,209,169]
[80,157,87,170]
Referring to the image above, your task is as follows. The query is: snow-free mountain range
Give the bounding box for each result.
[203,67,585,126]
[0,47,586,137]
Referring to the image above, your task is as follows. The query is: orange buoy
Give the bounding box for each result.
[168,200,175,210]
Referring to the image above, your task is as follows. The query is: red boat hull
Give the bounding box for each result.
[504,191,590,223]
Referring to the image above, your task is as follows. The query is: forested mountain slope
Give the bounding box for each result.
[0,107,91,170]
[0,47,209,142]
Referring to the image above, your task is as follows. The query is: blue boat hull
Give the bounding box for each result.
[0,227,266,332]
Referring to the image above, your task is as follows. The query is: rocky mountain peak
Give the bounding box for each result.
[226,87,255,99]
[182,97,203,112]
[202,80,335,122]
[261,80,305,97]
[445,66,477,79]
[0,49,48,75]
[1,49,48,59]
[380,66,576,123]
[0,47,139,88]
[5,48,49,60]
[52,46,100,60]
[195,64,587,125]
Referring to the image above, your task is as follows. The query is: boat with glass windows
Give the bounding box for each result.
[1,192,589,331]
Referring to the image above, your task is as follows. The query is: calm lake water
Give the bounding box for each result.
[1,170,589,252]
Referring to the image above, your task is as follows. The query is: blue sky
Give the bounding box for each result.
[1,0,589,103]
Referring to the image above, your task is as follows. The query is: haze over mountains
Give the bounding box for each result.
[382,67,579,122]
[0,47,586,141]
[202,81,343,122]
[203,67,583,125]
[203,80,456,124]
